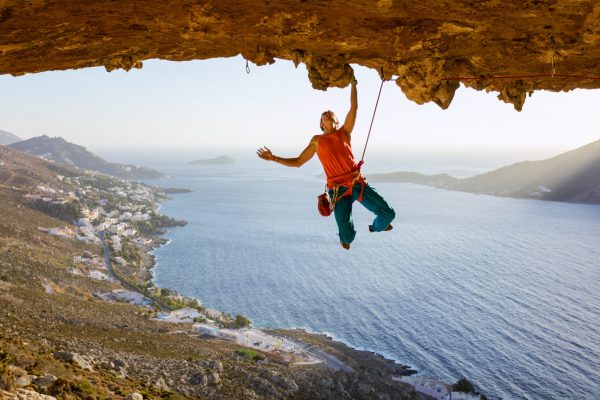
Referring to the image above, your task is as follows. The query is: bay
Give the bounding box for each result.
[149,161,600,400]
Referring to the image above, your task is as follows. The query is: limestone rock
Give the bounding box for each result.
[189,370,208,387]
[207,371,220,385]
[14,376,32,388]
[111,357,128,371]
[52,352,93,371]
[261,369,298,392]
[32,375,57,390]
[8,367,32,389]
[1,389,57,400]
[152,377,169,391]
[208,360,223,372]
[1,1,599,110]
[125,393,143,400]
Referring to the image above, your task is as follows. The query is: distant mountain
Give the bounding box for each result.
[190,155,234,165]
[8,135,164,179]
[0,129,21,145]
[368,139,600,204]
[455,139,600,203]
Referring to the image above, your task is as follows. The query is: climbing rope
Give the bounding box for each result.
[442,73,600,81]
[246,60,251,74]
[357,67,386,170]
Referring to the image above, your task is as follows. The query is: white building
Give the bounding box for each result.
[131,212,150,221]
[114,256,127,266]
[77,217,90,226]
[48,227,75,238]
[121,228,137,237]
[119,211,133,221]
[36,185,56,194]
[107,222,128,235]
[197,324,219,336]
[394,376,450,400]
[153,307,203,323]
[110,235,122,252]
[88,270,111,281]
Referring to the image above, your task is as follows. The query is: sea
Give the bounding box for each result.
[135,157,599,400]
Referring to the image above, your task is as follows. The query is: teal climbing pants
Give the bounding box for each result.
[328,182,395,245]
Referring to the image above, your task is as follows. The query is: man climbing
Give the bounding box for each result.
[257,78,395,250]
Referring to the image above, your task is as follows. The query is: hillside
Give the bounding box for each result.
[9,136,164,180]
[0,145,419,400]
[454,139,600,203]
[0,129,21,145]
[368,139,600,204]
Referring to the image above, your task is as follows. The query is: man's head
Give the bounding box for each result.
[320,110,339,133]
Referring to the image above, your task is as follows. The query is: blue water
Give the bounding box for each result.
[149,162,600,400]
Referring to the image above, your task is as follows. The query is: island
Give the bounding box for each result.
[189,155,235,165]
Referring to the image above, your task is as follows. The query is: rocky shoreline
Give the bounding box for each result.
[140,191,420,377]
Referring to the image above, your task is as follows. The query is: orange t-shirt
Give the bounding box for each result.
[316,127,360,188]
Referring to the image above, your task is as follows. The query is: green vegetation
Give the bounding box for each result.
[153,287,207,312]
[0,351,16,392]
[235,348,265,363]
[452,378,486,399]
[234,314,252,329]
[112,239,141,267]
[134,214,187,236]
[29,199,80,222]
[48,377,103,398]
[218,313,251,329]
[453,378,475,393]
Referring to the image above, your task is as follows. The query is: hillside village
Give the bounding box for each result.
[20,169,320,356]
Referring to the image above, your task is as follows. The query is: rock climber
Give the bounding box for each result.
[257,78,395,250]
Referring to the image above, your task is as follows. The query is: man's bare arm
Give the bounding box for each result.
[257,136,318,168]
[342,80,358,139]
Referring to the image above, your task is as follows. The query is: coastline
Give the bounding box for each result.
[141,192,419,378]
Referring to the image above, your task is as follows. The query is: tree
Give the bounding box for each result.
[234,314,251,329]
[452,378,475,393]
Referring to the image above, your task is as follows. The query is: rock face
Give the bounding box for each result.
[1,1,599,110]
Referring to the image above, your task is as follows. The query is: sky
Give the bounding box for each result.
[1,56,599,170]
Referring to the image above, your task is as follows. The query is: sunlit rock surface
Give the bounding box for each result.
[1,0,599,110]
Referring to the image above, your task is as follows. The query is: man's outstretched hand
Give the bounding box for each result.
[257,146,274,161]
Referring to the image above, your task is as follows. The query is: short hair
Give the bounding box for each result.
[320,110,339,131]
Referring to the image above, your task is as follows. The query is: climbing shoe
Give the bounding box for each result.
[369,224,393,233]
[340,241,351,250]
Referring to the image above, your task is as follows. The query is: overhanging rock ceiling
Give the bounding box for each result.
[1,0,599,110]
